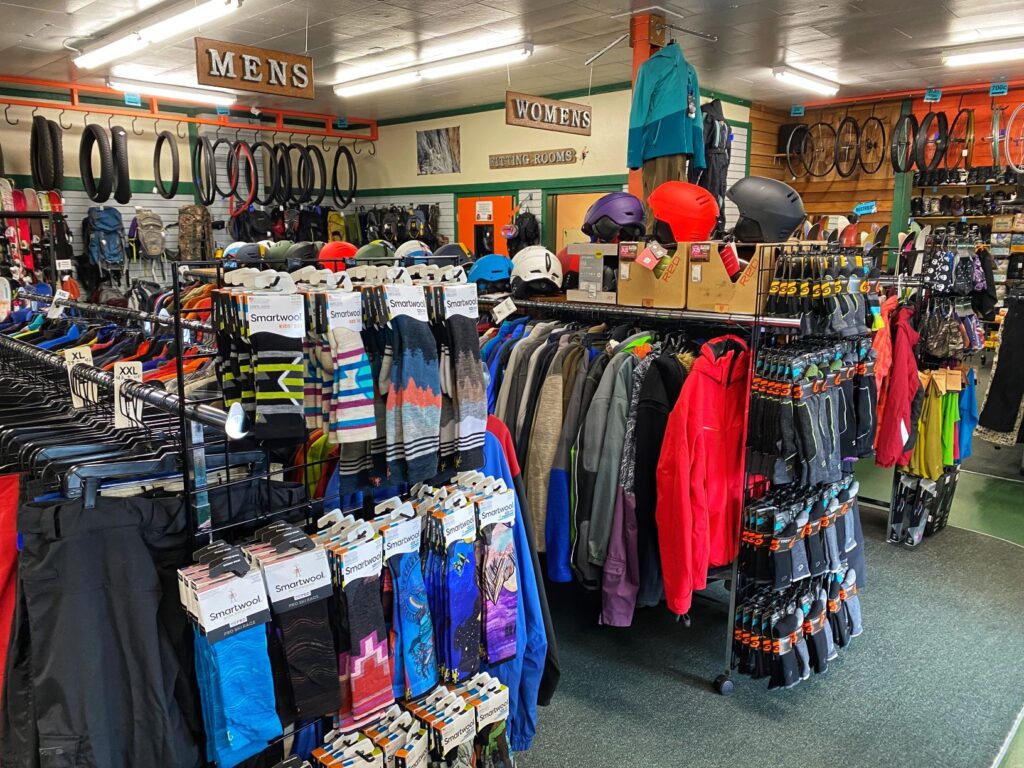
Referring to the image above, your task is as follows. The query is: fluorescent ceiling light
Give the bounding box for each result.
[421,44,534,79]
[943,46,1024,67]
[107,77,236,106]
[335,72,423,98]
[772,65,839,96]
[74,0,241,70]
[334,42,534,97]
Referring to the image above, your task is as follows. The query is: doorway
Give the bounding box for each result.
[550,191,613,252]
[457,195,514,256]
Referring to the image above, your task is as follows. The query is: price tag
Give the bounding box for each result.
[443,283,479,319]
[215,105,230,115]
[247,293,305,338]
[386,284,429,322]
[334,117,349,129]
[853,201,877,216]
[990,82,1009,97]
[56,258,73,272]
[492,296,516,322]
[63,345,94,408]
[124,92,142,107]
[47,288,69,319]
[790,104,805,117]
[113,361,143,429]
[326,290,363,331]
[924,88,942,103]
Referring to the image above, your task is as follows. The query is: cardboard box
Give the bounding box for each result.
[993,215,1014,232]
[685,242,779,315]
[567,288,617,304]
[616,241,688,308]
[568,243,617,302]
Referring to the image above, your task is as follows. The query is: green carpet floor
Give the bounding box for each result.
[520,509,1024,768]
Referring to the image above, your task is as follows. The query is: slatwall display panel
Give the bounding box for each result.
[723,124,748,228]
[348,193,456,243]
[517,189,543,232]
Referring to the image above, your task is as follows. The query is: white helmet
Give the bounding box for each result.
[395,239,433,264]
[510,246,562,298]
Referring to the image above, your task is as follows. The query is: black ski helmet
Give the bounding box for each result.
[285,241,320,271]
[726,176,806,243]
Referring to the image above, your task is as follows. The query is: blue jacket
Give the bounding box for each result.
[481,430,547,752]
[627,43,705,170]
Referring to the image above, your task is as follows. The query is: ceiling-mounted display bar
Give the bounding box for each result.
[802,78,1024,109]
[0,75,377,142]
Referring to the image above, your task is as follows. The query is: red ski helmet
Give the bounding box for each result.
[319,240,356,270]
[556,247,579,290]
[647,181,720,244]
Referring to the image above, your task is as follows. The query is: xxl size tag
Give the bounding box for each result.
[248,293,305,338]
[477,489,515,528]
[327,290,363,331]
[443,284,479,319]
[113,361,143,429]
[386,284,429,322]
[196,570,271,643]
[491,296,517,322]
[63,345,94,408]
[341,536,384,586]
[47,289,69,319]
[261,547,332,613]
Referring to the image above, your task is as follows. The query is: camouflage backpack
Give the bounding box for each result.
[177,204,213,261]
[130,209,166,259]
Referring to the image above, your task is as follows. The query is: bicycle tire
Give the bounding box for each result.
[803,121,837,177]
[332,145,358,207]
[191,134,216,206]
[211,137,237,199]
[287,143,314,204]
[46,120,64,190]
[859,116,886,174]
[110,125,132,204]
[250,141,278,206]
[835,116,860,178]
[1004,102,1024,174]
[153,131,180,199]
[992,107,1002,170]
[945,108,973,170]
[30,115,54,190]
[273,143,292,205]
[890,113,918,173]
[79,124,114,203]
[304,144,327,206]
[914,111,948,172]
[230,140,257,210]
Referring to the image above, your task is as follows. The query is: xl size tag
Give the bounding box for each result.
[248,293,305,338]
[63,345,94,408]
[113,361,143,429]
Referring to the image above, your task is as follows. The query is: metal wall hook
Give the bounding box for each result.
[367,140,376,156]
[107,114,114,130]
[352,140,362,155]
[321,134,331,152]
[177,121,186,139]
[31,107,39,118]
[131,117,144,136]
[4,106,18,126]
[58,110,73,130]
[82,111,90,128]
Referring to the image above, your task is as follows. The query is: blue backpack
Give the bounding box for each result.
[84,207,126,270]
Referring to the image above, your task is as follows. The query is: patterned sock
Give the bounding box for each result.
[392,315,442,484]
[343,575,394,721]
[447,315,487,470]
[389,551,439,698]
[385,333,407,482]
[303,334,321,430]
[479,522,517,664]
[329,327,377,444]
[250,330,306,442]
[276,600,342,718]
[445,539,480,684]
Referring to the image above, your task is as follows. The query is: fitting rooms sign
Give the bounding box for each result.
[195,37,314,99]
[505,91,592,136]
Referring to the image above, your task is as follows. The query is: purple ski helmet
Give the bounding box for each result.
[582,192,645,243]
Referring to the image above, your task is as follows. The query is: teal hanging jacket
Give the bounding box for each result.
[626,43,705,171]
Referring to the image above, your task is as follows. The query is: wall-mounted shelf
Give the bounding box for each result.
[911,214,994,220]
[913,183,1018,190]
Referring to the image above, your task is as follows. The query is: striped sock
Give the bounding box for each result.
[328,327,377,443]
[447,315,487,470]
[250,330,306,442]
[392,315,442,484]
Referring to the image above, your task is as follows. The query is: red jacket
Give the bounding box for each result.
[655,335,749,616]
[875,307,922,467]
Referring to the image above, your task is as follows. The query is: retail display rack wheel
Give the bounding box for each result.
[890,113,918,173]
[835,115,861,177]
[858,116,887,174]
[785,124,810,179]
[802,121,837,177]
[1004,102,1024,174]
[713,674,734,696]
[945,108,974,170]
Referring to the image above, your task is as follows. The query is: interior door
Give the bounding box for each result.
[553,192,607,252]
[457,195,514,256]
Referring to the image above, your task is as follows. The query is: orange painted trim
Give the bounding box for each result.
[0,74,378,141]
[628,13,660,199]
[802,78,1024,109]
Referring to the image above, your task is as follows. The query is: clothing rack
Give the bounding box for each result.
[16,289,214,334]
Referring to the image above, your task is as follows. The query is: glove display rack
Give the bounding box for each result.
[1,261,540,768]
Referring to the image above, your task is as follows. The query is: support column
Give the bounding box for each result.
[628,13,667,198]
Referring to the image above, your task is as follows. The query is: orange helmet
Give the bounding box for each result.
[319,240,356,270]
[647,181,720,244]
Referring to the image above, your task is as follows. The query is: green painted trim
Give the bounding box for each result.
[188,121,201,205]
[358,173,629,198]
[889,98,914,267]
[8,173,194,196]
[541,189,553,251]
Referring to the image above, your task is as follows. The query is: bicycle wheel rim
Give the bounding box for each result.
[1004,103,1024,174]
[890,114,918,173]
[859,116,886,174]
[915,111,948,172]
[835,116,860,178]
[992,109,1002,169]
[804,121,837,177]
[785,125,809,179]
[945,109,971,170]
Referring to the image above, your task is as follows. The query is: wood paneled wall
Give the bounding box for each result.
[748,102,904,228]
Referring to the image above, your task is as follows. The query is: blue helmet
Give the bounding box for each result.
[467,254,513,288]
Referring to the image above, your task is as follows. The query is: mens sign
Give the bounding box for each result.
[195,37,314,99]
[505,91,592,135]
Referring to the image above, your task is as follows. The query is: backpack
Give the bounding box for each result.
[507,211,540,257]
[84,207,127,270]
[297,208,326,242]
[130,209,167,259]
[177,205,213,261]
[326,209,347,241]
[284,208,301,240]
[230,208,273,241]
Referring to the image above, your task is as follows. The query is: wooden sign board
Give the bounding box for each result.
[195,37,314,99]
[489,148,577,169]
[505,91,592,136]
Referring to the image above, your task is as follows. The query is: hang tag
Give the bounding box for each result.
[0,277,10,320]
[341,536,384,586]
[636,246,662,271]
[56,258,73,272]
[989,82,1009,97]
[63,345,94,408]
[47,289,69,319]
[383,516,422,559]
[436,705,476,754]
[247,293,305,338]
[442,503,477,546]
[258,547,333,613]
[327,290,363,331]
[443,284,479,319]
[470,685,509,730]
[386,284,429,322]
[195,570,271,643]
[477,489,515,528]
[113,361,143,429]
[491,296,517,322]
